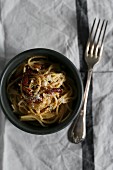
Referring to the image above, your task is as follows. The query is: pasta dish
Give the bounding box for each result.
[7,56,76,126]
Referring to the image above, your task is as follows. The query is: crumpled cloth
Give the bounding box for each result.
[0,0,113,170]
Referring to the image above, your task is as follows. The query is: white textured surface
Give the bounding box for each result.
[3,123,82,170]
[87,0,113,72]
[0,0,113,170]
[93,73,113,170]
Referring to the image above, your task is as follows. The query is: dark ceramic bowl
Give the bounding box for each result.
[0,48,83,134]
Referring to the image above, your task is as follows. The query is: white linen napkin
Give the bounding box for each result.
[0,0,113,170]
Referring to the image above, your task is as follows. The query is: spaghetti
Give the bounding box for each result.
[7,56,76,126]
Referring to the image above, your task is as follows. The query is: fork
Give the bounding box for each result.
[71,18,108,144]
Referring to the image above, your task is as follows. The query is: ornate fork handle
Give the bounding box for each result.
[71,68,93,143]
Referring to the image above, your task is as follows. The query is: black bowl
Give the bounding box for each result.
[0,48,83,134]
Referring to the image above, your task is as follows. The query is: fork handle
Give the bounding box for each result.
[71,68,93,143]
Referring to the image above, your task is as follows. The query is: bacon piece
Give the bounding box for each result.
[33,64,42,69]
[22,74,29,86]
[22,86,32,96]
[26,65,32,75]
[45,88,62,94]
[40,106,49,113]
[33,63,50,70]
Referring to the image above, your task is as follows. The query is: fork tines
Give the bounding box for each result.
[86,18,108,57]
[89,18,108,46]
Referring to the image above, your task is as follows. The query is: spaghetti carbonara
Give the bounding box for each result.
[7,56,76,126]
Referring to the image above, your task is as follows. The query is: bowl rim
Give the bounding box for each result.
[0,48,83,134]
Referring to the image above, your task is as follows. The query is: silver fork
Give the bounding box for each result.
[71,18,108,144]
